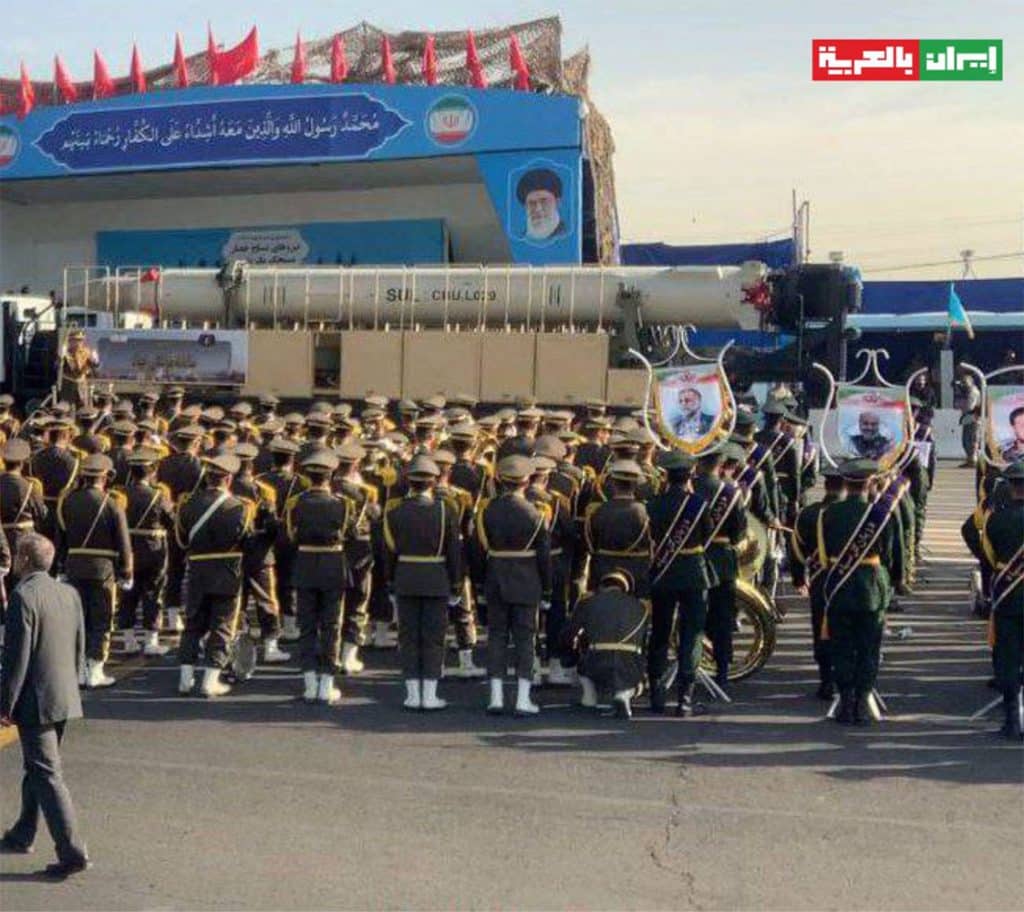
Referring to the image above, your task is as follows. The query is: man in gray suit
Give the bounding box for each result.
[1,533,91,878]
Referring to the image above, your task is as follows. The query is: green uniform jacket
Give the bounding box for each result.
[645,484,716,592]
[691,473,747,584]
[982,502,1024,616]
[818,494,897,614]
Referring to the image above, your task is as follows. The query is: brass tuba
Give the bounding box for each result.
[701,579,777,681]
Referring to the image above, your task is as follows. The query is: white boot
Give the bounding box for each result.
[200,667,231,698]
[279,615,300,642]
[78,663,88,687]
[372,621,392,648]
[340,642,364,675]
[178,664,195,694]
[421,679,447,711]
[613,689,634,719]
[547,659,575,685]
[86,659,115,689]
[404,679,422,710]
[579,675,598,708]
[515,677,539,716]
[302,671,319,703]
[532,655,544,686]
[166,607,184,633]
[263,637,291,663]
[456,648,486,679]
[121,628,141,654]
[143,630,169,656]
[317,673,341,705]
[487,677,504,714]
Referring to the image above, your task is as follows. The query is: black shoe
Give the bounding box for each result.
[0,833,33,854]
[43,858,91,879]
[853,692,874,726]
[997,693,1023,740]
[815,681,835,701]
[648,682,666,715]
[835,689,855,725]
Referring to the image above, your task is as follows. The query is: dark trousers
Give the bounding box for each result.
[398,596,448,679]
[993,612,1024,693]
[6,722,88,864]
[828,608,884,692]
[242,564,280,639]
[71,579,115,662]
[705,581,736,677]
[809,590,832,687]
[165,537,186,608]
[486,597,538,680]
[117,564,165,631]
[296,586,343,673]
[342,563,371,646]
[543,558,571,663]
[650,586,708,691]
[448,579,478,650]
[178,588,239,669]
[274,547,296,619]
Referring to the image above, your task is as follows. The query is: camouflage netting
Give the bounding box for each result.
[0,17,618,262]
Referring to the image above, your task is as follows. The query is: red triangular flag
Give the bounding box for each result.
[17,62,36,120]
[54,55,78,104]
[140,267,161,283]
[290,31,306,84]
[93,50,115,100]
[330,35,348,83]
[173,32,190,88]
[466,31,486,89]
[207,24,219,86]
[381,35,396,85]
[130,44,146,94]
[211,25,259,85]
[422,35,437,86]
[509,33,530,91]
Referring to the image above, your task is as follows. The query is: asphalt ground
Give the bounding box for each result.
[1,464,1022,911]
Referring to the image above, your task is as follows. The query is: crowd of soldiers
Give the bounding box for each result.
[0,342,1019,733]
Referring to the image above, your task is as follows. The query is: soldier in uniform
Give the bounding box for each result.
[176,451,252,698]
[28,417,80,542]
[106,420,136,487]
[497,407,543,460]
[382,455,463,710]
[57,329,98,408]
[253,394,280,428]
[160,386,185,430]
[818,459,901,725]
[56,453,132,688]
[71,408,108,455]
[232,443,290,664]
[0,393,21,441]
[646,451,715,715]
[980,461,1024,739]
[561,570,648,718]
[908,399,937,565]
[576,416,611,477]
[791,464,846,700]
[473,455,552,715]
[692,446,748,690]
[0,439,48,598]
[117,449,174,657]
[297,412,332,468]
[284,450,354,705]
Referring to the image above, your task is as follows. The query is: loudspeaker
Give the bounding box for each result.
[772,264,860,329]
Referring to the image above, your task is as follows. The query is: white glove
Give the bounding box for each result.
[448,595,463,609]
[540,600,552,612]
[476,595,487,607]
[119,577,134,592]
[389,594,398,611]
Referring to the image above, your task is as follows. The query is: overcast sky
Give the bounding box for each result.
[3,1,1021,279]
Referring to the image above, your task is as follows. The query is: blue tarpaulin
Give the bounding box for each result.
[861,277,1023,315]
[620,238,796,270]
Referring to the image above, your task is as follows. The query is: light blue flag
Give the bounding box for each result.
[947,283,974,339]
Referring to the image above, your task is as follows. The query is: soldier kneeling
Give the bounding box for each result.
[561,571,648,719]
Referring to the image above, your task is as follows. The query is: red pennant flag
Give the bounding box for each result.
[290,31,306,84]
[207,24,219,86]
[93,50,115,100]
[381,35,396,85]
[54,55,78,103]
[509,33,530,91]
[466,31,486,89]
[422,35,438,86]
[211,26,259,85]
[173,32,190,88]
[17,62,36,120]
[130,44,146,94]
[140,267,161,283]
[330,34,348,83]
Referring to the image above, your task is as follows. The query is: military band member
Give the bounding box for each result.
[58,329,98,408]
[28,417,80,542]
[561,570,648,718]
[253,393,280,428]
[71,408,108,456]
[160,386,185,430]
[646,451,715,715]
[585,460,653,601]
[117,449,173,657]
[576,416,611,477]
[176,451,251,699]
[382,455,462,710]
[106,420,136,488]
[497,407,543,459]
[284,450,354,705]
[0,393,21,441]
[474,455,553,715]
[56,453,132,688]
[979,461,1024,740]
[297,411,332,468]
[1,439,48,596]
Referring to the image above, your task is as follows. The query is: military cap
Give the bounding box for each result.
[449,422,478,442]
[229,401,253,417]
[305,412,333,430]
[533,435,567,461]
[583,415,612,430]
[838,458,879,481]
[361,407,385,421]
[203,451,241,476]
[300,449,339,473]
[108,420,136,438]
[51,402,73,416]
[531,455,557,474]
[214,419,238,433]
[734,410,757,429]
[783,411,808,427]
[136,418,159,433]
[608,459,644,483]
[335,414,358,431]
[407,454,440,480]
[1002,461,1024,481]
[199,406,224,425]
[496,407,518,424]
[2,438,31,463]
[761,400,786,416]
[364,394,389,410]
[515,167,563,203]
[431,448,456,467]
[0,393,15,408]
[515,395,538,410]
[610,435,640,453]
[172,424,204,441]
[283,412,305,426]
[76,407,99,422]
[67,328,86,340]
[234,442,259,461]
[451,393,478,409]
[332,402,353,419]
[720,443,747,464]
[557,429,582,445]
[181,404,203,419]
[612,416,639,432]
[47,417,76,432]
[542,410,574,427]
[414,414,440,430]
[258,417,284,436]
[600,569,634,593]
[258,394,280,407]
[420,395,447,412]
[517,406,544,422]
[444,406,472,423]
[659,450,697,471]
[336,441,366,463]
[128,447,161,466]
[138,389,160,403]
[497,455,534,483]
[268,437,300,455]
[309,400,333,414]
[584,397,608,412]
[398,399,420,415]
[92,389,114,404]
[630,427,657,446]
[112,404,135,421]
[164,386,185,399]
[385,430,410,446]
[81,453,114,476]
[476,414,500,430]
